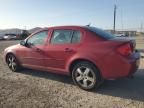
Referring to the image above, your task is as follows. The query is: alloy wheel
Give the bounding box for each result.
[74,66,96,89]
[7,55,17,71]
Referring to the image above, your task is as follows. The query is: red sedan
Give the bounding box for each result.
[3,26,140,90]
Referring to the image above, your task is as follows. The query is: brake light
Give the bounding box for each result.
[130,41,135,52]
[117,44,132,56]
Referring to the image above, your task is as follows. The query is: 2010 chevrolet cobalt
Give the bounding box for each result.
[3,26,140,90]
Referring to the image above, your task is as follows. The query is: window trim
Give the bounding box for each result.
[71,30,82,44]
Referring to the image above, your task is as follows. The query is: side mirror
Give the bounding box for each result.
[20,40,26,46]
[27,42,34,47]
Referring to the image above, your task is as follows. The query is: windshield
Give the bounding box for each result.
[85,26,115,39]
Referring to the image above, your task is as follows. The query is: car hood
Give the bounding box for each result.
[5,44,20,51]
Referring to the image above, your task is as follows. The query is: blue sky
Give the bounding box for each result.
[0,0,144,30]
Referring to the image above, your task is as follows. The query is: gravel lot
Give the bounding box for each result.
[0,40,144,108]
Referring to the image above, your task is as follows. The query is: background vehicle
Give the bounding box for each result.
[114,33,126,37]
[3,26,140,90]
[3,34,17,40]
[0,36,4,40]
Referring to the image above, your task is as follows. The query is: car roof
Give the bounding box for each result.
[32,25,86,34]
[47,25,85,29]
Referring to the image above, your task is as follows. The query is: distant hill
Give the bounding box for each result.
[0,27,42,37]
[28,27,42,34]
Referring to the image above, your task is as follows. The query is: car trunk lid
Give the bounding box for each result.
[109,37,136,56]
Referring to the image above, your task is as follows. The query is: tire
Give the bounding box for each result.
[6,54,21,72]
[72,61,101,90]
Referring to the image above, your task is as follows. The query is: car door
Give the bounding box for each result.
[43,29,82,72]
[19,30,48,69]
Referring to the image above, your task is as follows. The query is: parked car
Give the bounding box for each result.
[114,33,126,37]
[3,26,140,90]
[3,34,17,40]
[0,36,4,40]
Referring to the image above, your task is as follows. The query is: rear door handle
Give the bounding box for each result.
[36,48,42,52]
[65,48,73,52]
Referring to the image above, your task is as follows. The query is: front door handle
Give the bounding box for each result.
[65,48,73,52]
[36,48,42,52]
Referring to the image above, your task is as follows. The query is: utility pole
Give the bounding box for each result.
[24,26,26,30]
[140,22,143,33]
[113,4,117,34]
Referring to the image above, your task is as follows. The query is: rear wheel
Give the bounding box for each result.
[72,61,101,90]
[6,54,21,72]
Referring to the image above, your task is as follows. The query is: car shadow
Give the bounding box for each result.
[97,69,144,102]
[17,68,144,102]
[18,68,73,84]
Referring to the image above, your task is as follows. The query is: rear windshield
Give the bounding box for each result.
[85,26,115,39]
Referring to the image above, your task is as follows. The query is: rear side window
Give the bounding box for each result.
[85,26,114,39]
[51,30,73,44]
[51,30,82,44]
[72,31,81,43]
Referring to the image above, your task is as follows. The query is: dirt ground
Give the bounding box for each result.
[0,39,144,108]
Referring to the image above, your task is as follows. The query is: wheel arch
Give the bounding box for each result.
[5,52,21,65]
[69,58,102,79]
[5,52,15,62]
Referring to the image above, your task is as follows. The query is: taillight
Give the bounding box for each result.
[117,43,132,56]
[130,40,136,52]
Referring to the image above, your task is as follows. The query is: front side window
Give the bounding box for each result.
[27,31,48,45]
[51,30,73,44]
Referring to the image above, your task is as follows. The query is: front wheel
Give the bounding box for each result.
[6,54,21,72]
[72,61,101,90]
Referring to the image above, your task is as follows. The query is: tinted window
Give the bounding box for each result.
[72,31,81,43]
[85,26,114,39]
[27,31,48,45]
[51,30,73,44]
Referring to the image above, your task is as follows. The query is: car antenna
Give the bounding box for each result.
[86,23,91,27]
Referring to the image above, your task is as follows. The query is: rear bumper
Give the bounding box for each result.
[126,52,140,76]
[98,51,141,79]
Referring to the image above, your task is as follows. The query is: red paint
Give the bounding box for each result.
[4,26,140,79]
